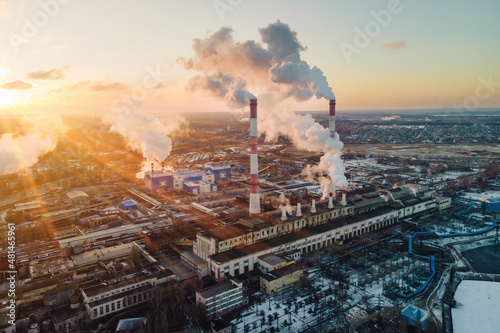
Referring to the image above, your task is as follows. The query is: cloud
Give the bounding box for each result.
[27,67,67,80]
[0,80,35,90]
[381,41,407,49]
[90,81,127,92]
[52,44,70,51]
[0,67,10,76]
[0,1,12,18]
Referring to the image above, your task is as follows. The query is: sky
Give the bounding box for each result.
[0,0,499,115]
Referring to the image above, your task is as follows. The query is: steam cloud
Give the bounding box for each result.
[0,114,67,175]
[180,21,346,192]
[103,109,183,175]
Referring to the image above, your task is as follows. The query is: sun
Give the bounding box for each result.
[0,86,46,109]
[0,89,22,108]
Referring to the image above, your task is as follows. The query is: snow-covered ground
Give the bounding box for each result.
[452,280,500,333]
[231,255,430,332]
[461,190,500,201]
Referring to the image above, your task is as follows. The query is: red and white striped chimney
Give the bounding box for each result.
[296,200,302,217]
[281,202,287,221]
[249,99,260,216]
[161,162,165,173]
[150,163,154,191]
[341,189,347,206]
[329,99,336,136]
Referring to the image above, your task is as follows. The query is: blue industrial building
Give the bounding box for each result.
[145,164,230,194]
[121,199,137,210]
[401,305,429,330]
[204,163,231,182]
[144,170,173,192]
[483,197,500,212]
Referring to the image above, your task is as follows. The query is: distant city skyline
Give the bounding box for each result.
[0,0,499,114]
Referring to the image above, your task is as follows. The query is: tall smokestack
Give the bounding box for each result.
[296,200,302,217]
[161,162,165,172]
[311,197,317,214]
[281,203,287,221]
[328,193,334,209]
[150,163,154,191]
[249,99,260,216]
[329,99,336,136]
[220,155,223,165]
[341,189,347,206]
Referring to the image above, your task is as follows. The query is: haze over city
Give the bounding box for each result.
[1,1,500,333]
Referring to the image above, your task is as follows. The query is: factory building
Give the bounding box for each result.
[196,189,436,280]
[66,190,90,205]
[190,99,439,281]
[145,164,229,194]
[436,196,452,210]
[196,279,245,319]
[204,162,232,182]
[260,262,303,295]
[82,269,175,320]
[144,169,174,192]
[482,197,500,212]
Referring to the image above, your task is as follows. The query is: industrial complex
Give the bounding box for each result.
[1,97,499,333]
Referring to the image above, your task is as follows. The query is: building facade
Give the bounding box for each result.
[196,279,245,319]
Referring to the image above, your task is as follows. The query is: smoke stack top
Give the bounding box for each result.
[311,197,317,214]
[341,190,347,206]
[250,99,257,118]
[329,100,336,116]
[281,203,287,221]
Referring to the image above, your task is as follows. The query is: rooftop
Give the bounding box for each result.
[199,223,248,241]
[210,206,399,264]
[258,253,287,266]
[197,280,238,299]
[71,243,134,267]
[261,263,303,282]
[83,273,152,298]
[66,190,89,199]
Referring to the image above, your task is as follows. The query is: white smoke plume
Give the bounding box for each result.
[0,114,67,175]
[103,109,183,176]
[389,192,405,207]
[180,22,346,193]
[278,192,294,214]
[379,193,389,202]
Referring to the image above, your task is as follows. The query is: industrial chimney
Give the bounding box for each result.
[281,203,287,221]
[296,200,302,217]
[341,189,347,206]
[329,99,336,136]
[150,163,154,192]
[249,99,260,216]
[311,197,317,214]
[328,193,334,209]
